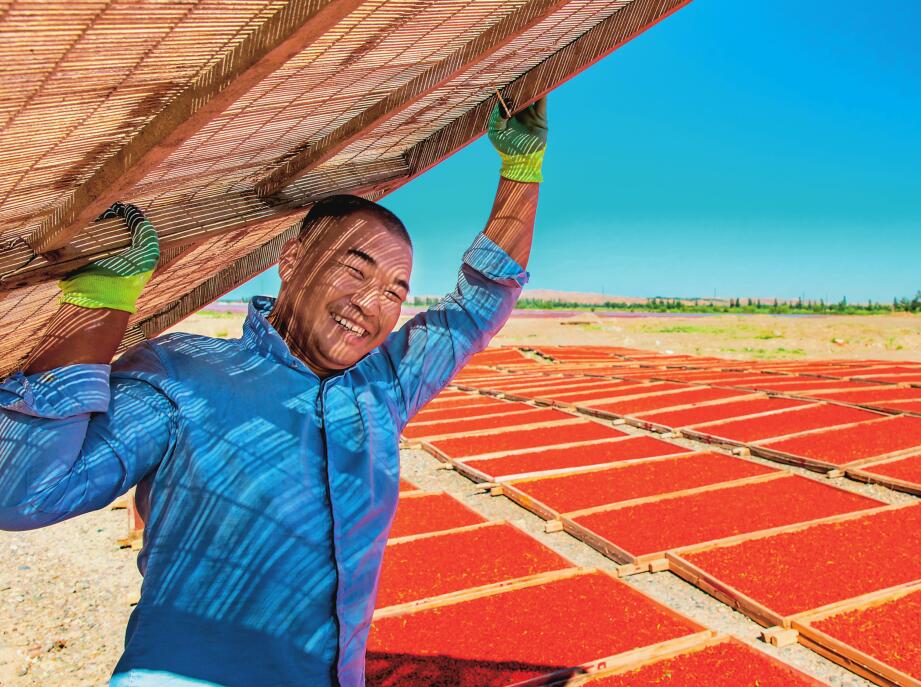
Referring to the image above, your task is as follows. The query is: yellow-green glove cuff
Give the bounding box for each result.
[498,148,546,184]
[59,270,154,314]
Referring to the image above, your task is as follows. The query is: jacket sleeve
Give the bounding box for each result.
[0,343,175,530]
[380,232,528,426]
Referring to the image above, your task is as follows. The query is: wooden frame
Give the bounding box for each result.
[626,393,782,433]
[530,383,658,410]
[420,416,624,464]
[501,379,633,403]
[440,434,648,477]
[847,454,921,496]
[399,402,550,446]
[377,519,579,617]
[679,401,828,446]
[24,0,366,255]
[615,391,763,430]
[2,158,408,291]
[403,415,585,446]
[792,582,921,687]
[575,386,714,420]
[1,1,694,375]
[552,635,831,687]
[665,503,915,629]
[750,414,921,474]
[254,0,572,196]
[681,403,890,468]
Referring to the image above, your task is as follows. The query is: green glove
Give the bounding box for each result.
[488,96,548,183]
[58,203,160,314]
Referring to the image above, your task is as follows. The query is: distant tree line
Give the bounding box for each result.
[408,291,921,314]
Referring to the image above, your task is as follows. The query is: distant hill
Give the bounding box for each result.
[521,289,739,306]
[410,288,769,307]
[520,289,649,305]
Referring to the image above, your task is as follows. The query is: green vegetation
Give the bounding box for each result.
[652,325,729,335]
[719,346,807,359]
[409,291,921,315]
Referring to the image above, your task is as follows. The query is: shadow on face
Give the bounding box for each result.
[268,210,413,377]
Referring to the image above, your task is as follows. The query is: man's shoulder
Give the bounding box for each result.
[149,331,237,352]
[116,332,243,375]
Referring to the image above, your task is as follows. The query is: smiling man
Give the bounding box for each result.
[0,98,546,687]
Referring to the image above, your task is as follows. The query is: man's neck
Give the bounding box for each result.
[266,307,332,379]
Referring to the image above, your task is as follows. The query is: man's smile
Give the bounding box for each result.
[331,311,370,338]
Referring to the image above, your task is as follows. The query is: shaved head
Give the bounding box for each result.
[298,195,411,248]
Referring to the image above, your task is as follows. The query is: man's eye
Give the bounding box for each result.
[385,290,404,303]
[340,263,364,279]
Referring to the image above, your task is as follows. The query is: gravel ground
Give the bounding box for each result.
[0,508,141,687]
[0,415,914,686]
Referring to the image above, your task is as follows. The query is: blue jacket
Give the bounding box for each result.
[0,233,526,686]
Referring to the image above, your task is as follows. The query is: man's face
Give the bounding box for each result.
[272,211,412,377]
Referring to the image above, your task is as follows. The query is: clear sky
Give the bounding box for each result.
[228,0,920,304]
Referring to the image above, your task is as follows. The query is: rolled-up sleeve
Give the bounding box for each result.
[0,344,175,531]
[381,232,528,424]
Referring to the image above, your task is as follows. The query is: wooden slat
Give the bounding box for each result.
[0,0,694,372]
[25,0,365,255]
[403,0,693,179]
[254,0,571,197]
[1,158,409,291]
[115,188,402,349]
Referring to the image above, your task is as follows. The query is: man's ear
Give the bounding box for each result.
[278,238,301,283]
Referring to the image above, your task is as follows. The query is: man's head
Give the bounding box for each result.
[267,195,413,378]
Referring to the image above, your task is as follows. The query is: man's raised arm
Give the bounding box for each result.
[381,97,548,422]
[0,205,173,530]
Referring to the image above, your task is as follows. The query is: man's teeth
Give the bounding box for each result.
[333,314,367,336]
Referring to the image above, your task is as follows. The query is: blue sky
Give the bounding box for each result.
[228,1,920,303]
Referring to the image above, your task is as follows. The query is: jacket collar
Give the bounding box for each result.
[241,296,318,376]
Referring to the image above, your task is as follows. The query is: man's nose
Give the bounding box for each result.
[349,281,381,318]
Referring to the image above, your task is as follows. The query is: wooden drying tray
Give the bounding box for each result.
[494,449,769,519]
[376,520,576,619]
[501,379,630,403]
[529,382,660,410]
[679,402,831,448]
[665,503,916,630]
[750,415,921,474]
[401,414,585,448]
[399,401,550,447]
[613,391,764,431]
[0,0,694,378]
[370,566,715,687]
[419,416,624,466]
[446,430,658,481]
[681,404,891,473]
[792,582,921,687]
[573,386,724,420]
[557,471,785,575]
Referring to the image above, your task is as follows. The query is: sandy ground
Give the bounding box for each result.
[0,508,140,686]
[174,309,921,361]
[1,310,918,685]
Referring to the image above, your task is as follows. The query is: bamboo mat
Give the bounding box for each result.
[0,0,691,376]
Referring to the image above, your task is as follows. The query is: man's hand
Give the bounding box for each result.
[23,203,159,373]
[58,202,160,314]
[488,96,548,183]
